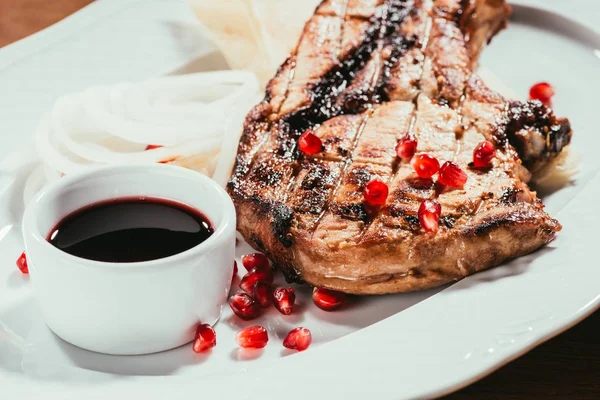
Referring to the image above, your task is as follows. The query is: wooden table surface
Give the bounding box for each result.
[1,0,598,398]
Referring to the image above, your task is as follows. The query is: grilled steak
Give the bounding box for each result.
[227,0,573,294]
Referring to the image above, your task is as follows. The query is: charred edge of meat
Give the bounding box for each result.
[271,203,295,247]
[249,234,266,252]
[264,56,296,104]
[495,100,573,171]
[465,210,555,237]
[277,261,305,284]
[227,107,272,191]
[284,0,415,133]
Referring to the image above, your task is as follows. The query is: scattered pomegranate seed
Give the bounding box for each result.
[240,267,274,294]
[283,327,312,351]
[145,144,163,150]
[472,141,496,168]
[192,324,216,353]
[229,293,261,320]
[253,281,272,308]
[312,287,346,311]
[395,135,418,160]
[418,199,442,233]
[411,154,440,179]
[232,261,238,280]
[363,179,389,206]
[236,325,269,349]
[529,82,554,106]
[241,253,270,272]
[16,252,28,274]
[438,161,468,187]
[273,287,296,315]
[298,130,323,155]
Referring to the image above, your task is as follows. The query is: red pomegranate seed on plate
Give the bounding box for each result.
[273,287,296,315]
[253,281,272,308]
[236,325,269,349]
[363,179,389,206]
[298,130,323,155]
[16,252,28,274]
[229,293,261,320]
[395,135,418,160]
[192,324,216,353]
[472,141,496,168]
[240,267,274,293]
[312,287,346,311]
[438,161,467,187]
[529,82,554,106]
[145,144,163,150]
[283,327,312,351]
[418,199,442,233]
[241,253,269,272]
[411,154,440,179]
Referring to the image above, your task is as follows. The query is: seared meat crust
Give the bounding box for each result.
[227,0,572,294]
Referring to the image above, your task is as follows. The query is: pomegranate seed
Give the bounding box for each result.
[192,324,216,353]
[241,253,269,272]
[298,130,323,155]
[240,267,274,293]
[529,82,554,106]
[312,287,346,311]
[472,141,496,168]
[232,261,238,279]
[363,179,389,206]
[283,327,312,351]
[16,252,28,274]
[411,154,440,179]
[253,281,272,308]
[395,135,418,160]
[145,144,163,150]
[236,325,269,349]
[438,161,468,187]
[418,199,442,233]
[273,287,296,315]
[229,293,261,320]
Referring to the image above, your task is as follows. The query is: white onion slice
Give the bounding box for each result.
[34,69,260,186]
[82,71,258,145]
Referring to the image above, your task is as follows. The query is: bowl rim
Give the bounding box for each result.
[22,163,236,270]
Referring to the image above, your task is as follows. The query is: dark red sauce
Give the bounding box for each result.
[48,197,214,263]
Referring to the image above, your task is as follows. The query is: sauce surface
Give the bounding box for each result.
[49,197,214,263]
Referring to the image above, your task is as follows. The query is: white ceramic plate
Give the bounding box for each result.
[1,0,599,399]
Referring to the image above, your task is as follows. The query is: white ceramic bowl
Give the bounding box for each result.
[21,164,236,355]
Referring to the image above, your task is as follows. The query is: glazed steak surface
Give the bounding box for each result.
[227,0,572,294]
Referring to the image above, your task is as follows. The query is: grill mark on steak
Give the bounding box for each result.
[326,2,434,241]
[363,0,511,244]
[229,0,357,200]
[284,0,414,132]
[237,1,417,250]
[310,110,373,230]
[296,1,418,235]
[229,0,571,294]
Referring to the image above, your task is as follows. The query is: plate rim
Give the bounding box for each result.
[2,1,600,399]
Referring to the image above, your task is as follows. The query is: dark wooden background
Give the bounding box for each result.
[1,0,597,398]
